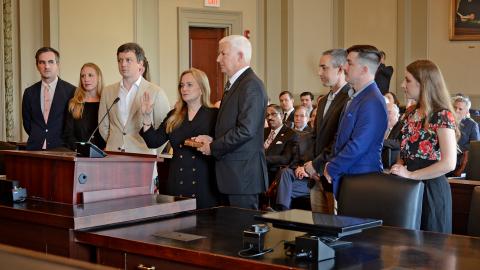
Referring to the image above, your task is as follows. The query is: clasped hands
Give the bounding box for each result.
[192,135,213,155]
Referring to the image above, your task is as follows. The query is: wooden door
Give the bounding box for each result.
[189,27,226,104]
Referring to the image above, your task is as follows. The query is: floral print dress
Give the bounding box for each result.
[400,108,455,233]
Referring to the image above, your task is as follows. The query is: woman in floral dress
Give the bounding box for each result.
[390,60,458,233]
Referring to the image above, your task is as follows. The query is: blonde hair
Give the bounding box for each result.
[69,63,103,119]
[406,60,459,137]
[165,68,212,133]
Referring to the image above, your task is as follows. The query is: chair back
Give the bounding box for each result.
[466,141,480,180]
[337,172,424,230]
[468,186,480,237]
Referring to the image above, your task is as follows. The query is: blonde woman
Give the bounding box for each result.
[391,60,458,233]
[140,68,219,208]
[64,63,105,150]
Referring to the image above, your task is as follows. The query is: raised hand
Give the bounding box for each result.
[141,91,153,116]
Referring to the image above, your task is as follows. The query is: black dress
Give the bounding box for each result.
[400,108,455,233]
[140,106,219,209]
[64,102,106,150]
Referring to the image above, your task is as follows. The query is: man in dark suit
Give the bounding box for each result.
[22,47,75,150]
[275,132,314,210]
[302,49,350,213]
[264,104,297,182]
[292,105,312,132]
[279,91,295,128]
[195,35,268,209]
[322,45,387,199]
[375,51,393,94]
[382,102,402,168]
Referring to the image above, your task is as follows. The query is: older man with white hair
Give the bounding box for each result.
[195,35,268,209]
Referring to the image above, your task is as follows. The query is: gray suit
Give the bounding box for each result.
[99,77,169,154]
[210,68,268,208]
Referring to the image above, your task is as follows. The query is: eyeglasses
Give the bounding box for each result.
[265,112,279,118]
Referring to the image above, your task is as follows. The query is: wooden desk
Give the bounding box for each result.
[0,195,195,260]
[449,178,480,234]
[1,150,158,204]
[75,207,480,270]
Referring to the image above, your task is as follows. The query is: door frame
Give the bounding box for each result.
[177,7,242,75]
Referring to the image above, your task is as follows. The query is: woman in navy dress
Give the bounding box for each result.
[140,68,219,208]
[64,63,106,150]
[391,60,458,233]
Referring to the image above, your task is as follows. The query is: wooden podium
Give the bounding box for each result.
[1,150,158,204]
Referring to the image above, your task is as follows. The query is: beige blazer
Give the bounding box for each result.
[99,78,170,154]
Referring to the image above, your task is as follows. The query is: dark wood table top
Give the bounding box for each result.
[0,195,195,229]
[75,207,480,269]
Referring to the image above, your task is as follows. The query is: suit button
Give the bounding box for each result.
[192,181,196,185]
[123,132,126,135]
[118,147,122,151]
[192,168,196,172]
[45,129,48,132]
[179,181,183,185]
[179,168,183,171]
[192,194,196,198]
[179,155,183,158]
[179,144,182,148]
[192,155,195,159]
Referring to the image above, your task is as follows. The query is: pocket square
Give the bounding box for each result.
[275,141,283,145]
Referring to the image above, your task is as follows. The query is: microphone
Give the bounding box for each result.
[76,97,120,158]
[87,97,120,143]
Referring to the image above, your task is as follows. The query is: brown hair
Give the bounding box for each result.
[406,59,459,137]
[68,63,104,119]
[165,68,212,133]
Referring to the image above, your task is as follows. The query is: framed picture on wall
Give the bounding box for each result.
[450,0,480,40]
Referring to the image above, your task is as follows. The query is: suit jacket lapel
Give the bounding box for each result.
[47,79,63,124]
[218,68,252,118]
[110,83,122,127]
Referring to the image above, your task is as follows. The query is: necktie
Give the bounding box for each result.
[264,130,276,149]
[43,84,51,123]
[221,81,231,102]
[283,113,288,122]
[43,84,51,149]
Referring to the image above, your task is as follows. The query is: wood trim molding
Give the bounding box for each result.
[177,7,242,76]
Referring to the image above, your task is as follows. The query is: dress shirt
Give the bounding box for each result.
[227,66,250,88]
[266,125,283,145]
[118,76,142,126]
[323,82,346,117]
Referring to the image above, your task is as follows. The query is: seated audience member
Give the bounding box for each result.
[293,105,312,132]
[375,50,393,94]
[300,91,314,116]
[391,59,457,233]
[275,132,315,210]
[382,102,402,168]
[384,91,400,107]
[140,68,219,209]
[264,104,297,182]
[451,95,480,176]
[279,91,295,128]
[309,105,317,128]
[64,63,106,150]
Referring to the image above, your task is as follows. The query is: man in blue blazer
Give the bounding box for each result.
[195,35,268,209]
[22,47,75,150]
[323,45,388,198]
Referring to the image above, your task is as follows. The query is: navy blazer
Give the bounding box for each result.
[22,79,75,150]
[458,117,480,151]
[327,82,387,198]
[211,68,269,194]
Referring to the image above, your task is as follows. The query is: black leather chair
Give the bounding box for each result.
[467,186,480,237]
[337,172,424,230]
[466,141,480,180]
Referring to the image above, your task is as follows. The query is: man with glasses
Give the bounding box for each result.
[264,104,297,182]
[451,95,480,176]
[22,47,75,150]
